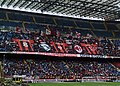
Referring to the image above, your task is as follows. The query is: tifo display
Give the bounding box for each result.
[0,29,119,58]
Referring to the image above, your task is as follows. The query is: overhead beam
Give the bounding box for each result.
[13,0,23,8]
[36,1,50,11]
[41,0,58,12]
[1,0,7,7]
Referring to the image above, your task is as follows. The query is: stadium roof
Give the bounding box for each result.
[0,0,120,21]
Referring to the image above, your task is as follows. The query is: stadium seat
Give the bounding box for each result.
[75,20,92,29]
[106,23,119,31]
[3,57,120,79]
[55,18,76,27]
[8,13,33,22]
[91,22,106,30]
[93,30,113,37]
[34,16,55,25]
[0,11,6,20]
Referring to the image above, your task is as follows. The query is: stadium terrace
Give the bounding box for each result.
[0,1,119,85]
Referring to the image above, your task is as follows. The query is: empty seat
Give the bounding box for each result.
[91,22,106,30]
[0,12,6,20]
[35,16,55,25]
[0,21,22,27]
[8,13,33,22]
[75,20,92,29]
[106,23,119,31]
[24,23,46,32]
[114,32,120,38]
[55,18,76,27]
[93,30,113,37]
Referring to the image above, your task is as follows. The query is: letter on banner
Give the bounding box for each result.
[80,43,98,54]
[50,41,68,53]
[13,39,34,51]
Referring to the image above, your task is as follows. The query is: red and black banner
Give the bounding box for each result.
[11,39,99,55]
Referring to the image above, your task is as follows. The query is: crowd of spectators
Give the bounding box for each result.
[0,11,119,81]
[3,57,120,79]
[0,26,119,56]
[0,26,119,80]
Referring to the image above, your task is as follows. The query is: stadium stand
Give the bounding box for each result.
[0,9,119,83]
[75,20,92,29]
[0,27,119,56]
[0,21,22,28]
[0,0,120,85]
[114,32,120,38]
[0,10,119,56]
[106,23,119,31]
[3,56,120,79]
[55,18,76,27]
[92,30,113,37]
[34,16,55,25]
[73,29,93,36]
[8,13,34,22]
[91,22,106,30]
[0,11,6,20]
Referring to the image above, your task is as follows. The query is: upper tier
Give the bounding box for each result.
[0,9,119,38]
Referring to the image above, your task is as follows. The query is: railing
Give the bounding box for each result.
[22,76,120,83]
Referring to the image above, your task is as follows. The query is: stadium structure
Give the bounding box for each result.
[0,0,119,85]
